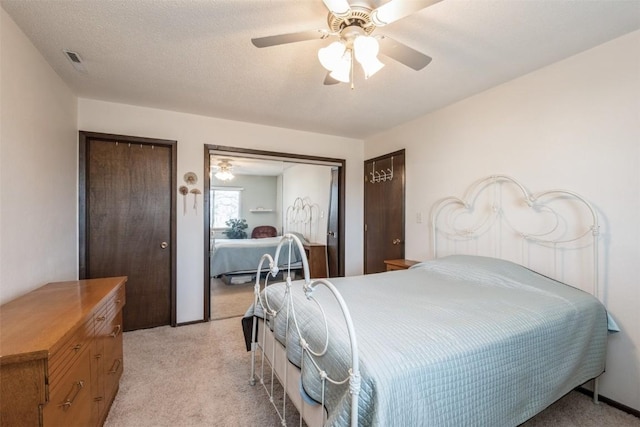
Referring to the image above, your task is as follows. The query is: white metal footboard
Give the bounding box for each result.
[249,234,360,426]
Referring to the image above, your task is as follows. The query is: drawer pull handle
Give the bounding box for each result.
[59,380,84,410]
[72,344,82,352]
[96,316,106,322]
[108,359,122,374]
[109,325,122,338]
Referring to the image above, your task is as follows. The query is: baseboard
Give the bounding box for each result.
[176,319,206,326]
[576,387,640,418]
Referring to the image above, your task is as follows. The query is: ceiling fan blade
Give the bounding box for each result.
[378,36,432,71]
[323,72,340,85]
[371,0,443,26]
[251,29,328,48]
[322,0,351,17]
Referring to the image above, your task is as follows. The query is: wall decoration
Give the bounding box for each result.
[190,188,202,215]
[179,185,189,215]
[184,172,198,185]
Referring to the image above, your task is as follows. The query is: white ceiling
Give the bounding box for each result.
[211,155,291,176]
[2,0,639,139]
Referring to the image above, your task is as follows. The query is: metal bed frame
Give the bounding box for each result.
[285,196,321,243]
[248,175,603,426]
[250,233,360,426]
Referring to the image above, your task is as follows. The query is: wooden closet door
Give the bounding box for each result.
[80,132,176,331]
[364,150,405,274]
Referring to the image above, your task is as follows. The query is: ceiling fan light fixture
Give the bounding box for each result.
[329,51,352,83]
[353,35,384,78]
[215,160,235,181]
[353,36,379,61]
[318,41,346,71]
[360,56,385,79]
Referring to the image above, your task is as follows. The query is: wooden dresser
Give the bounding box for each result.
[0,277,127,426]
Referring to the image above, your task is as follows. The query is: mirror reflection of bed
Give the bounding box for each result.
[209,154,335,320]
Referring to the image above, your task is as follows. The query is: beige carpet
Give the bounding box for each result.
[210,277,255,320]
[104,318,639,427]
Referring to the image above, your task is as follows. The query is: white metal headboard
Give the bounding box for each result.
[285,196,320,242]
[431,175,600,298]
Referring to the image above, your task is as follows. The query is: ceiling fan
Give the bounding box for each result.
[251,0,441,88]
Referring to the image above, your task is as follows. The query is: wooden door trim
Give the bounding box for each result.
[203,144,346,321]
[365,148,406,164]
[78,131,178,327]
[364,149,406,273]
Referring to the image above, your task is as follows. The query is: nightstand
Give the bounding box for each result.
[384,259,420,271]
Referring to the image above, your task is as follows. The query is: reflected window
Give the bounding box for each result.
[212,187,243,228]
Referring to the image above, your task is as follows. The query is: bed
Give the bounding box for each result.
[210,197,320,279]
[210,234,306,278]
[244,175,615,426]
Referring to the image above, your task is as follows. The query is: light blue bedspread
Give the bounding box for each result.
[248,255,609,426]
[210,236,304,277]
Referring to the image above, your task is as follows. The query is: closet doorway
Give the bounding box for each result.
[203,145,345,321]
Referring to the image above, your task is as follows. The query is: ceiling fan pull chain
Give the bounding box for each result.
[350,49,355,90]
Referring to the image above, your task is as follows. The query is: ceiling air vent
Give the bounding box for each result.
[63,49,87,73]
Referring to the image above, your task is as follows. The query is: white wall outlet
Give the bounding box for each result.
[416,212,423,224]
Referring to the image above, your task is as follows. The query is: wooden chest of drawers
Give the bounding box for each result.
[0,277,126,426]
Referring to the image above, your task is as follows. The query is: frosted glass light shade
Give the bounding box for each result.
[318,41,346,71]
[354,36,384,79]
[215,170,234,181]
[353,36,379,62]
[329,51,352,83]
[360,56,385,79]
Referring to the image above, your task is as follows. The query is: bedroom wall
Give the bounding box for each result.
[0,8,78,305]
[364,30,640,411]
[77,99,364,324]
[282,163,333,243]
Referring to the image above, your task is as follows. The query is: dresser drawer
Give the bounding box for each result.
[43,346,93,427]
[95,285,125,329]
[103,310,124,401]
[48,316,94,392]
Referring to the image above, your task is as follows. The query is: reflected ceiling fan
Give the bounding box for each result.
[251,0,441,88]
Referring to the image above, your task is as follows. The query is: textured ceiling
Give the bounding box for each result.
[2,0,639,139]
